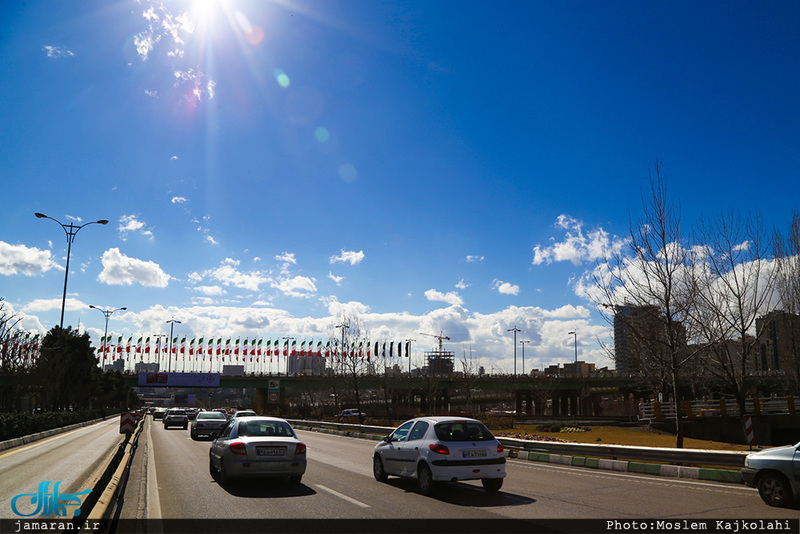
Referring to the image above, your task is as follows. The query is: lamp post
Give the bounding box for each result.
[36,213,108,328]
[166,319,181,372]
[405,338,416,375]
[89,305,126,363]
[507,326,521,375]
[568,330,578,375]
[519,340,530,376]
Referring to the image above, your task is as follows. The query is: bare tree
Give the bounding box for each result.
[594,164,699,447]
[459,345,482,416]
[329,313,369,423]
[690,209,778,416]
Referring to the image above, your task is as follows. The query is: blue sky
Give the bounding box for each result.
[1,0,798,374]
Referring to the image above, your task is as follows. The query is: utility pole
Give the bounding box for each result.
[519,340,530,376]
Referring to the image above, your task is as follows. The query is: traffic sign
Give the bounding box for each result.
[268,391,279,404]
[120,412,136,434]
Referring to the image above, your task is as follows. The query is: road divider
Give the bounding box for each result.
[289,419,746,485]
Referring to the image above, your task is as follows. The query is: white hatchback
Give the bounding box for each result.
[373,416,506,495]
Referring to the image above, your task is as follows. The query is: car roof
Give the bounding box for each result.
[409,416,482,424]
[234,416,290,424]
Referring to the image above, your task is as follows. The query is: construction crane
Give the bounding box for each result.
[419,331,450,353]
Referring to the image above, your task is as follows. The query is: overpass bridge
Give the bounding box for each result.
[125,371,654,417]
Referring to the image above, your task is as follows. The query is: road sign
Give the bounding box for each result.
[268,391,279,404]
[120,412,136,434]
[268,379,280,389]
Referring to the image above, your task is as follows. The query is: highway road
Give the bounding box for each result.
[138,417,797,523]
[0,417,123,519]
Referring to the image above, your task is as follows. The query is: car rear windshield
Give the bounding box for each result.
[238,421,294,437]
[198,412,226,419]
[169,410,186,415]
[434,421,494,441]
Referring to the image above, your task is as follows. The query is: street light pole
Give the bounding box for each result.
[568,330,578,375]
[507,326,521,375]
[166,319,181,372]
[519,340,530,376]
[89,305,126,363]
[36,213,108,328]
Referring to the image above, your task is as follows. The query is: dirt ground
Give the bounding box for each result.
[499,423,754,451]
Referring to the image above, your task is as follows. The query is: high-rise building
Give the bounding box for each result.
[755,310,800,373]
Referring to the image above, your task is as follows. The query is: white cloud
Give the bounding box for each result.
[466,255,484,263]
[0,242,57,276]
[97,248,171,287]
[273,276,317,298]
[492,280,520,296]
[43,45,74,58]
[533,214,627,266]
[171,196,187,203]
[424,289,464,306]
[275,252,296,264]
[455,278,470,289]
[192,285,225,296]
[118,215,154,241]
[328,272,344,285]
[204,258,268,291]
[330,250,365,265]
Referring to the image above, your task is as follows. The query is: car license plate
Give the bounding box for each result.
[256,446,286,456]
[462,450,487,458]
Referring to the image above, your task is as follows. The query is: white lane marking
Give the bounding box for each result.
[315,484,370,508]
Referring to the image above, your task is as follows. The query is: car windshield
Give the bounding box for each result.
[168,410,186,415]
[434,421,494,442]
[238,421,294,437]
[198,412,226,420]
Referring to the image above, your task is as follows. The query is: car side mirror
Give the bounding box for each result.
[383,435,391,443]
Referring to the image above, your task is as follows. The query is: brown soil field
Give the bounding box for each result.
[499,424,753,452]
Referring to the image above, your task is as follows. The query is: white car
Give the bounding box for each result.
[373,416,506,495]
[209,416,306,485]
[741,441,800,507]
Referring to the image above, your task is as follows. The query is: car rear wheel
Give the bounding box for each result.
[482,478,503,493]
[417,463,435,496]
[373,455,388,482]
[757,472,793,507]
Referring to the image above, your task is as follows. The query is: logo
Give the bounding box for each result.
[11,481,91,518]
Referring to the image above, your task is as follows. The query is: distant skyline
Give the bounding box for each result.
[1,1,798,374]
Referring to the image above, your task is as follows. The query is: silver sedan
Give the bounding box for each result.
[209,417,306,485]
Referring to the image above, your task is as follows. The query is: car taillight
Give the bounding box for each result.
[429,443,449,455]
[294,442,307,456]
[497,442,504,453]
[229,442,247,455]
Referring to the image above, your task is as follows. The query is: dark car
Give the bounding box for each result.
[191,410,229,440]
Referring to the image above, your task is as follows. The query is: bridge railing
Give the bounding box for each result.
[288,419,750,468]
[638,396,799,420]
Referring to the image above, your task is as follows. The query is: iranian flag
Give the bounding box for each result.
[216,338,223,355]
[265,339,271,357]
[234,339,240,356]
[180,337,186,354]
[300,339,306,356]
[291,339,297,356]
[317,340,322,357]
[198,338,204,358]
[145,337,151,354]
[325,341,330,357]
[366,341,371,360]
[256,339,262,357]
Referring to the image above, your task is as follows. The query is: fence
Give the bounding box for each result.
[638,396,799,420]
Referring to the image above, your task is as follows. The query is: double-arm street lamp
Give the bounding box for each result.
[35,212,108,328]
[507,326,521,375]
[89,305,127,361]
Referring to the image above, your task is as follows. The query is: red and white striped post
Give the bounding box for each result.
[743,414,755,449]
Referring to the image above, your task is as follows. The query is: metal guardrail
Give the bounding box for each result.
[638,396,799,420]
[288,419,750,468]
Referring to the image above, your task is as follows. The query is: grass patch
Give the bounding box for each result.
[505,424,752,451]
